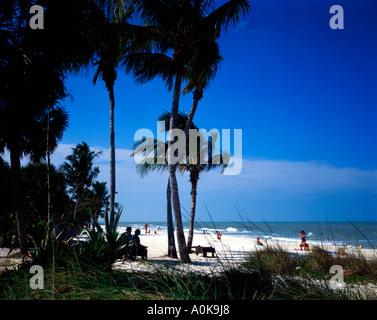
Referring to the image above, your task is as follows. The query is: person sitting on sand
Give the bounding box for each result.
[255,237,263,246]
[132,229,148,259]
[216,231,222,241]
[299,230,309,251]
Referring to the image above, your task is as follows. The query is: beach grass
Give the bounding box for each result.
[243,244,377,287]
[0,256,274,300]
[1,246,376,300]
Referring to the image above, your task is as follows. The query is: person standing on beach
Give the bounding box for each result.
[300,231,307,244]
[144,222,149,234]
[216,231,222,241]
[299,230,309,251]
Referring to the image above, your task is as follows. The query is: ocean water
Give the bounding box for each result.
[118,220,377,249]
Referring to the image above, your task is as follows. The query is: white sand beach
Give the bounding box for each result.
[1,227,375,276]
[112,227,377,274]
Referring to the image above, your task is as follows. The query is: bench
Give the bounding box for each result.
[192,245,216,258]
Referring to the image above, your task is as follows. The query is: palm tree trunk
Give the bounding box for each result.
[169,164,190,262]
[73,192,82,225]
[187,169,199,252]
[109,84,116,228]
[184,88,202,252]
[9,149,28,254]
[166,179,177,258]
[47,105,51,224]
[168,72,191,263]
[183,88,202,137]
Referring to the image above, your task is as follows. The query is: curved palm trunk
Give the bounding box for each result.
[168,73,191,263]
[108,84,116,228]
[9,149,28,254]
[166,179,178,258]
[183,87,202,137]
[187,168,199,252]
[185,88,203,252]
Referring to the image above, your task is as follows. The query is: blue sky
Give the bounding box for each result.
[36,0,377,222]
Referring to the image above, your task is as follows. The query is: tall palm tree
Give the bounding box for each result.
[60,142,102,226]
[90,0,134,228]
[127,0,251,262]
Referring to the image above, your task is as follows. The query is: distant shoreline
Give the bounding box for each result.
[110,220,377,250]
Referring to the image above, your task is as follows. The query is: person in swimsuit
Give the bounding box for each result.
[255,237,263,246]
[144,222,149,234]
[299,230,309,251]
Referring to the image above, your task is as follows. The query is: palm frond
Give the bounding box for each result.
[202,0,251,37]
[122,51,176,90]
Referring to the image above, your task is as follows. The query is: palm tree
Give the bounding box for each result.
[131,131,175,257]
[0,103,69,254]
[88,181,110,223]
[90,0,134,228]
[127,0,251,262]
[132,111,229,253]
[131,110,197,258]
[186,140,229,251]
[132,157,178,258]
[158,112,229,251]
[0,44,69,254]
[182,39,222,136]
[0,0,103,254]
[60,142,102,226]
[21,162,71,243]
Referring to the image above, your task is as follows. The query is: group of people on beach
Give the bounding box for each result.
[120,226,148,260]
[253,230,310,251]
[122,223,311,260]
[143,222,162,235]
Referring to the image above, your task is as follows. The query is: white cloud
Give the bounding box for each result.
[4,143,377,203]
[198,157,377,196]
